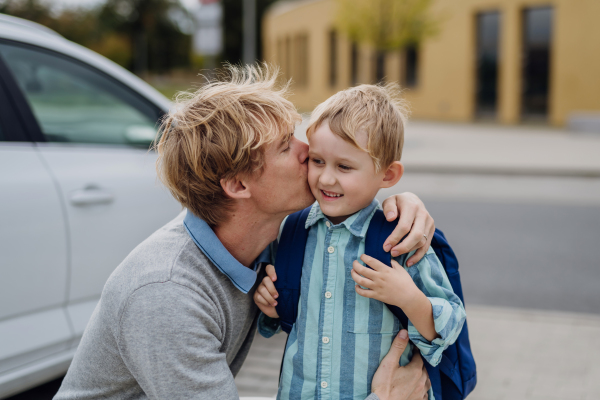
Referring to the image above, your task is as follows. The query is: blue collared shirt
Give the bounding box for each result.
[183,210,270,293]
[259,200,466,400]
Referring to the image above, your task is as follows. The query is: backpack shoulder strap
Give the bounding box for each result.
[274,206,312,333]
[364,209,409,329]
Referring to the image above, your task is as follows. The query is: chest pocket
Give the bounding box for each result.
[346,296,401,334]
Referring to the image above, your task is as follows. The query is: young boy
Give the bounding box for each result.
[254,84,466,400]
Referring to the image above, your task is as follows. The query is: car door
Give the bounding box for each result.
[0,54,72,384]
[0,41,181,344]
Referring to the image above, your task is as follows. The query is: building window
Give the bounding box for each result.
[475,11,501,118]
[350,42,358,85]
[294,34,309,87]
[404,45,419,87]
[329,30,337,87]
[522,6,553,120]
[375,51,386,83]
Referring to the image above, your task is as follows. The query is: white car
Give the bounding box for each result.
[0,14,182,398]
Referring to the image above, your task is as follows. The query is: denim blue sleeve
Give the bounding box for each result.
[393,247,466,367]
[257,312,282,338]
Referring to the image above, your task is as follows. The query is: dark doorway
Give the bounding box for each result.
[350,42,358,86]
[522,7,553,120]
[375,50,386,83]
[404,45,419,88]
[475,11,500,118]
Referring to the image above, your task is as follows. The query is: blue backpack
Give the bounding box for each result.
[274,206,477,400]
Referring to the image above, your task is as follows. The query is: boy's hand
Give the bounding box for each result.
[351,254,419,309]
[253,264,280,319]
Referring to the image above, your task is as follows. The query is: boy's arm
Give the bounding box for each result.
[399,248,466,367]
[352,249,466,366]
[351,256,437,341]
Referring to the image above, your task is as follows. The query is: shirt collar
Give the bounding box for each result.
[183,210,269,294]
[305,199,380,237]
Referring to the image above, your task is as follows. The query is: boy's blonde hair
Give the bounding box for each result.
[155,64,301,227]
[306,83,409,172]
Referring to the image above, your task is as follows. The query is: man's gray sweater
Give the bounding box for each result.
[55,212,263,399]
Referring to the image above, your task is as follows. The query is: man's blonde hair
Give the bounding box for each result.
[156,64,301,226]
[306,83,409,172]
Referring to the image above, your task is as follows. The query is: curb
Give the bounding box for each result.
[403,164,600,178]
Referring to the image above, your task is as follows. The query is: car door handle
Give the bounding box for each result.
[69,186,114,206]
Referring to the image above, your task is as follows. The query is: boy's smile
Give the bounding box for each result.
[307,122,388,224]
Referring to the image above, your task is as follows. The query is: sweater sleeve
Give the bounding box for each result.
[117,281,239,400]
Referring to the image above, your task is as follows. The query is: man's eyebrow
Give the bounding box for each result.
[278,131,294,147]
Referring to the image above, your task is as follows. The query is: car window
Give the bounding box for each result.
[0,43,161,147]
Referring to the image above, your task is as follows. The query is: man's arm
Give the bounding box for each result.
[381,192,435,266]
[118,282,238,399]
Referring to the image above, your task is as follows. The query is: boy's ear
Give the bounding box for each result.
[380,161,404,189]
[220,176,252,199]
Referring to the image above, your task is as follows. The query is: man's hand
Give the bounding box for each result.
[381,192,435,266]
[371,330,431,400]
[351,255,418,309]
[253,264,280,318]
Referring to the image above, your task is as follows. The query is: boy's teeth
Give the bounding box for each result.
[323,191,342,197]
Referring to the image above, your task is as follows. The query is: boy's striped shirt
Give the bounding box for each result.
[259,200,466,400]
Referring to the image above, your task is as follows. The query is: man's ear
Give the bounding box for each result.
[380,161,404,189]
[220,176,252,199]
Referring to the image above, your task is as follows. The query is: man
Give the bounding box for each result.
[55,65,434,400]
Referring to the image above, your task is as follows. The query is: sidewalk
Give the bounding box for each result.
[295,118,600,177]
[235,305,600,400]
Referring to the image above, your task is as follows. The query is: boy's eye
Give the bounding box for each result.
[339,164,352,170]
[311,158,324,165]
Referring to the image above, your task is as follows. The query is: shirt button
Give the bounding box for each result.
[327,246,335,254]
[325,291,332,299]
[322,336,330,344]
[321,381,328,389]
[326,221,331,228]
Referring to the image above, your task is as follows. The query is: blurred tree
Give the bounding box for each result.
[0,0,193,74]
[335,0,439,51]
[222,0,277,64]
[99,0,193,74]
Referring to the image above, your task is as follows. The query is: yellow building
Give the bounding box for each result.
[262,0,600,126]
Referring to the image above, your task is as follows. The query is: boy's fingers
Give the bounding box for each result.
[262,276,279,299]
[355,284,375,298]
[359,254,387,272]
[254,293,270,307]
[259,285,277,306]
[350,268,373,289]
[266,264,277,281]
[352,260,377,279]
[390,259,403,270]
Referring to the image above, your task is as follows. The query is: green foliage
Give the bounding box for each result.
[0,0,192,73]
[335,0,439,51]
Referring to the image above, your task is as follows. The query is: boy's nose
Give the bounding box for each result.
[319,169,336,186]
